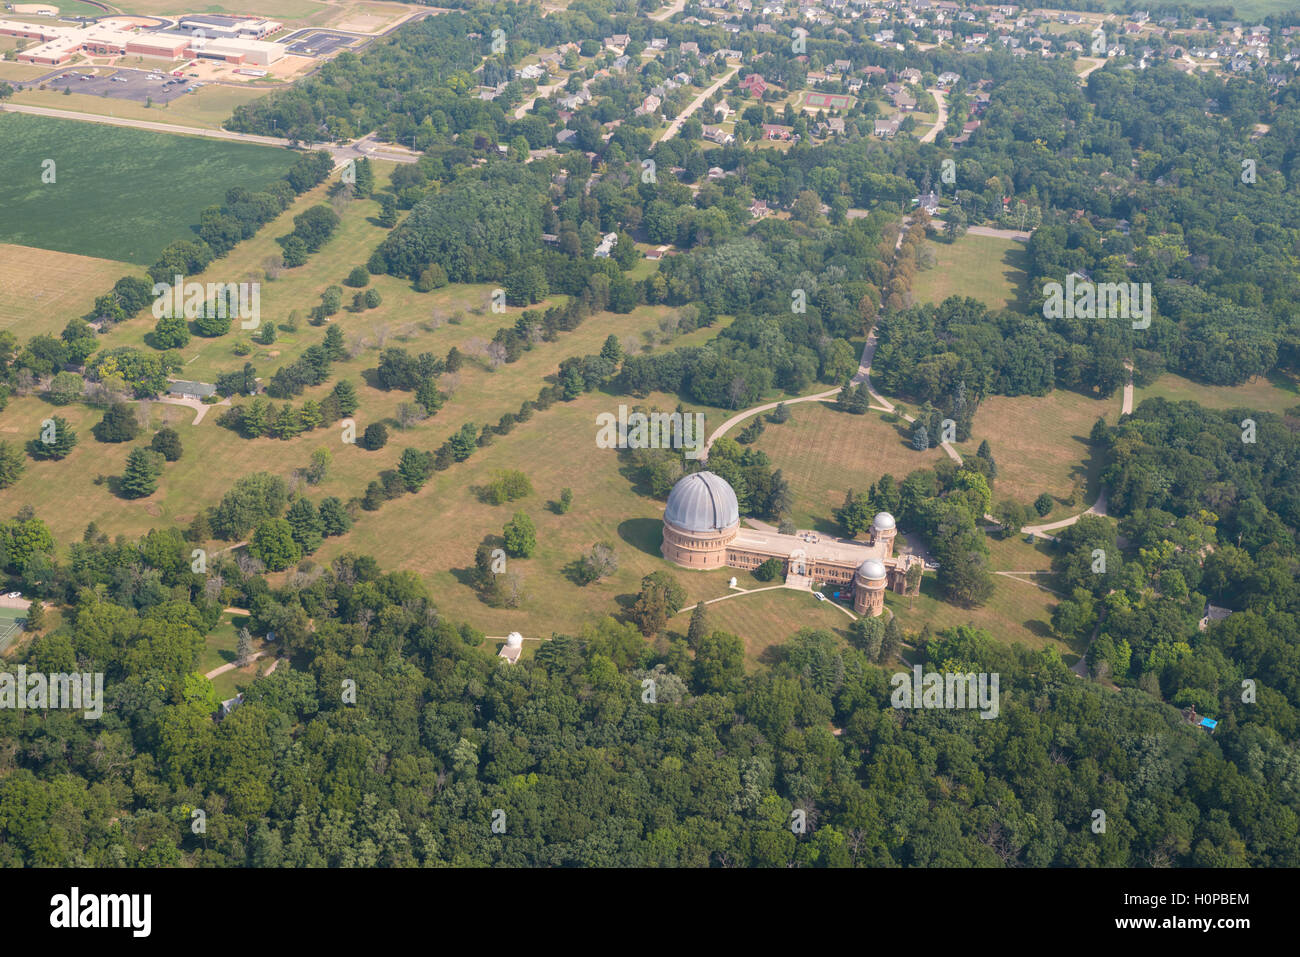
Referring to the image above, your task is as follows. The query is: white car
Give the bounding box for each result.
[813,591,827,602]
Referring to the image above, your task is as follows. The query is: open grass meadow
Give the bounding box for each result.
[953,388,1117,521]
[911,232,1028,311]
[751,401,948,532]
[0,112,296,263]
[0,244,139,338]
[1133,370,1300,419]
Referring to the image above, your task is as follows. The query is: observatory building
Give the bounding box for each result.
[660,471,921,616]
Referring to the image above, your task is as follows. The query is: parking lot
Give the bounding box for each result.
[281,29,359,57]
[36,67,197,104]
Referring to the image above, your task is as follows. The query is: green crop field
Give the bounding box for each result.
[0,112,297,264]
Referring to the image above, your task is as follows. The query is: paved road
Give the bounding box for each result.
[657,66,737,143]
[0,104,420,166]
[649,0,687,20]
[919,88,946,144]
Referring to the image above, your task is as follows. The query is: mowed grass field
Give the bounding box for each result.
[1134,371,1300,418]
[911,232,1028,311]
[672,586,855,668]
[954,388,1117,521]
[751,402,947,532]
[0,244,138,338]
[0,112,296,263]
[9,83,271,132]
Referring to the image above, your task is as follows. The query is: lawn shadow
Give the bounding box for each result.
[617,517,662,557]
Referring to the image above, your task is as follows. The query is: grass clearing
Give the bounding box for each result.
[1133,371,1300,418]
[672,586,854,668]
[912,232,1027,311]
[954,388,1116,521]
[752,401,948,532]
[0,111,296,263]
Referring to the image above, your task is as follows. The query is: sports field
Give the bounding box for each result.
[0,112,297,264]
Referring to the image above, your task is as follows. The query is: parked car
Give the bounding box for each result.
[6,592,22,599]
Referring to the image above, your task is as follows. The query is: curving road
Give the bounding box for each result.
[919,88,946,144]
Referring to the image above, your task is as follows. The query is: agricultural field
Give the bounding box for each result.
[1133,370,1300,419]
[0,244,138,338]
[954,387,1117,521]
[0,112,296,263]
[911,232,1028,311]
[751,401,948,532]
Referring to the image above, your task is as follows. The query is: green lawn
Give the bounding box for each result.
[912,232,1027,311]
[672,586,855,668]
[752,401,947,533]
[0,112,296,263]
[1133,371,1300,418]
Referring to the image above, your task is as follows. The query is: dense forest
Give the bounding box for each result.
[1,517,1296,867]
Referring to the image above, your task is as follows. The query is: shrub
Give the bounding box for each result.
[362,422,389,450]
[344,265,370,288]
[151,426,183,461]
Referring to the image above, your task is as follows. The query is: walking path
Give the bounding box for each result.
[205,651,281,680]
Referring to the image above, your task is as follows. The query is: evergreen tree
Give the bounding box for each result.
[236,626,254,666]
[881,616,903,662]
[29,416,77,460]
[0,441,26,488]
[912,422,929,451]
[120,448,163,498]
[285,498,324,554]
[24,598,45,633]
[687,602,709,647]
[319,496,351,536]
[332,380,359,417]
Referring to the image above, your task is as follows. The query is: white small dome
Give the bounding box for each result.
[506,632,523,649]
[873,512,896,531]
[856,559,887,581]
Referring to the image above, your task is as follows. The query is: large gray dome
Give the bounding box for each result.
[856,559,887,580]
[664,471,739,532]
[873,512,896,531]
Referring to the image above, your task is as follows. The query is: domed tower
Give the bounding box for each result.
[853,559,888,616]
[661,471,740,570]
[872,512,897,557]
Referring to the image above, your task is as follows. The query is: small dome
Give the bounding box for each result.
[856,559,887,581]
[873,512,896,531]
[506,632,523,649]
[664,471,740,532]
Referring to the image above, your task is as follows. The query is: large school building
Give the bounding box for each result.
[0,16,285,66]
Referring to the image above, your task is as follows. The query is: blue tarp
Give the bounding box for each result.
[1200,717,1218,730]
